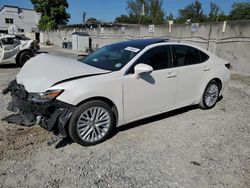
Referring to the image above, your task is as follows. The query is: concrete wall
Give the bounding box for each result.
[42,20,250,75]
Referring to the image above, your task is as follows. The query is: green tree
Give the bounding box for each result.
[126,0,151,24]
[115,14,131,23]
[166,12,174,21]
[150,0,164,24]
[229,2,250,20]
[177,0,206,23]
[127,0,150,16]
[217,12,229,21]
[208,2,220,22]
[115,0,164,24]
[31,0,70,30]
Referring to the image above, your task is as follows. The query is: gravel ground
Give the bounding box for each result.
[0,47,249,188]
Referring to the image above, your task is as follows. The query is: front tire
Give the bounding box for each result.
[200,80,220,109]
[16,51,34,67]
[69,100,115,146]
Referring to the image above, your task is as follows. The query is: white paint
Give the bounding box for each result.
[100,28,104,34]
[149,25,155,33]
[124,46,140,53]
[72,34,89,51]
[17,53,110,92]
[168,20,173,33]
[222,21,227,33]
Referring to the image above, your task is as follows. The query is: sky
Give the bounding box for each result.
[0,0,249,24]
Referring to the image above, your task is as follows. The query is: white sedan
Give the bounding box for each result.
[3,38,230,146]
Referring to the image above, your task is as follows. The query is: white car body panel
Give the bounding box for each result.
[17,53,111,92]
[123,68,177,121]
[51,72,124,124]
[16,41,230,127]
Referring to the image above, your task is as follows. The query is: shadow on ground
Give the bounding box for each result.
[0,64,20,69]
[55,105,198,149]
[115,105,198,133]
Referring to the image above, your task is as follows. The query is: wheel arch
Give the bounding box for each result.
[15,49,34,64]
[210,77,222,90]
[198,77,223,104]
[201,76,222,96]
[77,96,119,126]
[16,49,34,59]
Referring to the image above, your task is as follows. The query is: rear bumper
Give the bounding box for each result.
[2,80,76,137]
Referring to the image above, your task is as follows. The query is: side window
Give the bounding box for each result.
[172,45,209,67]
[1,37,15,45]
[1,38,19,50]
[200,51,209,62]
[128,46,172,73]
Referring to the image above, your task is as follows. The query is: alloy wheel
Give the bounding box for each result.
[76,107,111,142]
[204,83,219,107]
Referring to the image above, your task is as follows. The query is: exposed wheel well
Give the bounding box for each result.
[210,78,222,90]
[77,97,119,126]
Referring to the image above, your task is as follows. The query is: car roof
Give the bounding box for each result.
[112,38,169,49]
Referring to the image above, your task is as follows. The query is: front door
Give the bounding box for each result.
[123,45,177,121]
[0,37,20,62]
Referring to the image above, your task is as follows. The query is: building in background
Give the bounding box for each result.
[0,5,41,35]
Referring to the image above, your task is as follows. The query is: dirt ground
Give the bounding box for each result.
[0,47,249,187]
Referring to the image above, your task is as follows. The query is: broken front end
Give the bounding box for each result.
[2,80,76,138]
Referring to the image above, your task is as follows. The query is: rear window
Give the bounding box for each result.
[172,45,209,67]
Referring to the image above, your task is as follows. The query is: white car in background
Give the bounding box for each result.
[0,34,39,66]
[3,38,230,146]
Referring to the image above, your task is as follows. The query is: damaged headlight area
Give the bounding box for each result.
[2,80,76,139]
[27,90,64,103]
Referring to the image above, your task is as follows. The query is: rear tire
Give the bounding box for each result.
[69,100,115,146]
[200,80,220,109]
[16,51,34,67]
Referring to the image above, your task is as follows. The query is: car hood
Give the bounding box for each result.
[16,53,110,92]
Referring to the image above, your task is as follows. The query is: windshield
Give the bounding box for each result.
[78,43,141,71]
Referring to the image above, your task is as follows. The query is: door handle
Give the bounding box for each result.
[202,66,210,71]
[166,72,177,78]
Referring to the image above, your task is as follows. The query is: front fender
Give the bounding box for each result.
[50,75,124,124]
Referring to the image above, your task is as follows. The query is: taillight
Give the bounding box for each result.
[225,63,231,70]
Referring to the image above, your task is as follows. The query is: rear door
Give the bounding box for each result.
[171,45,210,106]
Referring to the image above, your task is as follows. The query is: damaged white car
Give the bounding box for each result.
[0,34,39,66]
[3,38,230,146]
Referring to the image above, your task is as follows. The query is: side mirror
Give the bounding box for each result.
[134,63,153,75]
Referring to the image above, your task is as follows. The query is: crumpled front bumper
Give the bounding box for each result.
[2,80,76,137]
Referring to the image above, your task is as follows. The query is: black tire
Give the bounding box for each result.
[69,100,115,146]
[16,51,34,67]
[200,80,221,109]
